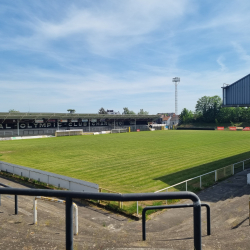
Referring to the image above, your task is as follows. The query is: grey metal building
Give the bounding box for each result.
[222,74,250,107]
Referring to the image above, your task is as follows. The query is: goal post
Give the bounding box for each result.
[55,130,83,137]
[111,128,128,133]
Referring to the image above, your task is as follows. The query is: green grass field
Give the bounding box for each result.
[0,130,250,193]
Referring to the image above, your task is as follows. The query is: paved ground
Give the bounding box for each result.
[0,169,250,250]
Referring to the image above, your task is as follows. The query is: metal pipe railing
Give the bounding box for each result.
[0,188,202,250]
[142,203,211,241]
[0,182,18,215]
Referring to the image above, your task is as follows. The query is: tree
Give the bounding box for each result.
[195,95,222,122]
[123,107,135,115]
[9,109,19,113]
[179,108,193,124]
[138,109,149,115]
[98,107,107,114]
[67,109,75,113]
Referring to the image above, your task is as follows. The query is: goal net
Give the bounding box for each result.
[55,130,83,137]
[111,128,128,133]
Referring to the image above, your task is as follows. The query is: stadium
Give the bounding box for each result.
[1,74,250,249]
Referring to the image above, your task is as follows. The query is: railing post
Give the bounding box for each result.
[66,196,73,250]
[206,204,211,235]
[98,187,102,203]
[193,201,202,250]
[34,198,37,224]
[200,176,202,189]
[137,201,139,215]
[186,181,187,191]
[142,208,146,240]
[166,189,168,204]
[232,164,234,175]
[215,170,217,182]
[243,161,245,171]
[74,205,78,236]
[15,195,18,214]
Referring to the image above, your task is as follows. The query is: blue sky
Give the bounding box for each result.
[1,0,250,114]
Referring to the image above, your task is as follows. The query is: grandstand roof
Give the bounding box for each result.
[0,112,159,121]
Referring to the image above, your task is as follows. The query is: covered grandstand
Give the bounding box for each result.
[0,112,159,137]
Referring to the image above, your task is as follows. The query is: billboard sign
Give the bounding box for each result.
[243,127,250,131]
[217,127,224,130]
[229,127,237,131]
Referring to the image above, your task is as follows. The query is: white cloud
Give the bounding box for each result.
[232,42,250,64]
[216,56,227,72]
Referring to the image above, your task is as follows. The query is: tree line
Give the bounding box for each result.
[180,95,250,124]
[99,107,149,115]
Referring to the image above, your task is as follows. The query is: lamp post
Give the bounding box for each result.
[172,77,180,115]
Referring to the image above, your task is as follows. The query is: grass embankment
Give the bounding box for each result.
[0,130,250,194]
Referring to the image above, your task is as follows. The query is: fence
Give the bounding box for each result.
[0,188,203,250]
[128,157,250,216]
[0,161,99,193]
[154,158,250,198]
[97,158,250,216]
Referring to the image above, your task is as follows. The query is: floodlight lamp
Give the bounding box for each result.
[172,77,180,82]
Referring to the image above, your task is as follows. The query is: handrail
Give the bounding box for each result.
[0,188,202,250]
[0,182,18,214]
[142,203,211,241]
[34,196,78,235]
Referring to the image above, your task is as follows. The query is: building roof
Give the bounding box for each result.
[0,112,159,122]
[162,116,171,121]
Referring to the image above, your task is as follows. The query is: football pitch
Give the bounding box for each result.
[0,130,250,193]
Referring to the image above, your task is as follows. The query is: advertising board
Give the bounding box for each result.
[243,127,250,131]
[229,127,237,131]
[217,127,224,130]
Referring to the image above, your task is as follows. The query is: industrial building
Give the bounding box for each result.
[222,74,250,107]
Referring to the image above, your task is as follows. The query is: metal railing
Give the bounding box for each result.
[0,188,203,250]
[155,158,250,196]
[142,203,211,241]
[98,187,123,208]
[0,182,18,214]
[33,196,78,235]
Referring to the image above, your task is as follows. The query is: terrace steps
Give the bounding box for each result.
[1,169,250,249]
